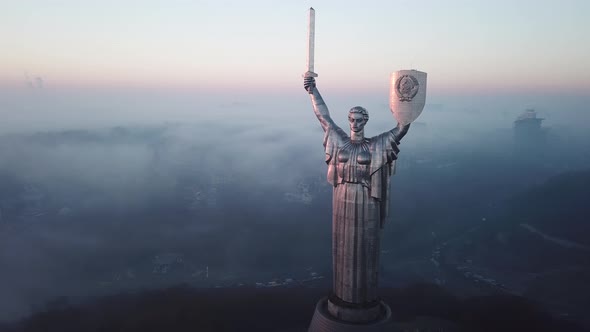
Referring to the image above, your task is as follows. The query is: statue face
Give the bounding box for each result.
[348,113,366,133]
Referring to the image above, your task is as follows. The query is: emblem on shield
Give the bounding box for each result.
[390,70,427,125]
[395,75,419,102]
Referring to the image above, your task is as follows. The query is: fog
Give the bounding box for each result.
[2,85,590,134]
[0,86,589,323]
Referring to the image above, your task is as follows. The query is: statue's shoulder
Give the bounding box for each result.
[368,130,395,145]
[326,123,349,144]
[368,130,400,157]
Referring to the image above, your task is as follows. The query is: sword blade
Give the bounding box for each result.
[304,7,318,77]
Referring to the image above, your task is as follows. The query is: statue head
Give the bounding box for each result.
[348,106,369,133]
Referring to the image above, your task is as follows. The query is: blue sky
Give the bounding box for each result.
[2,0,589,94]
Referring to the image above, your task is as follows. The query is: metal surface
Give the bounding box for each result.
[305,77,414,323]
[302,7,427,327]
[389,70,427,125]
[308,297,393,332]
[304,7,318,78]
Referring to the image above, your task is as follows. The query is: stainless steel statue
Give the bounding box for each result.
[304,8,427,331]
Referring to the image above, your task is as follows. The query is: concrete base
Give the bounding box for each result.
[327,295,382,323]
[308,297,394,332]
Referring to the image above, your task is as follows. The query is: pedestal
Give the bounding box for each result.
[308,297,394,332]
[327,295,382,323]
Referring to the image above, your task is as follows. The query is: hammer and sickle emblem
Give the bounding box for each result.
[395,75,420,102]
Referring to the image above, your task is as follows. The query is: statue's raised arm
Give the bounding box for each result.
[304,77,336,132]
[390,122,411,144]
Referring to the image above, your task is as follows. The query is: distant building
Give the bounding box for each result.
[514,109,546,148]
[152,253,184,274]
[284,182,313,205]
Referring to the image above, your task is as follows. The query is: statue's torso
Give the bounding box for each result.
[336,139,371,187]
[324,125,399,204]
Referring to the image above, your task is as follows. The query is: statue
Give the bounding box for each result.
[304,76,410,324]
[303,8,427,331]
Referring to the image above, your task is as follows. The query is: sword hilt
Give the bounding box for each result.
[303,71,318,78]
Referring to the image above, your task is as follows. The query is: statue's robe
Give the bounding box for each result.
[322,124,399,304]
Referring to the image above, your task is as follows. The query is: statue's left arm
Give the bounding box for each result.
[391,123,411,144]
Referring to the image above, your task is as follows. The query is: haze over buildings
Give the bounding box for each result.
[0,1,589,330]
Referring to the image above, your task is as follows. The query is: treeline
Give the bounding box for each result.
[505,169,590,246]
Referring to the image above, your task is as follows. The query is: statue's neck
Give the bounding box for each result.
[350,130,364,141]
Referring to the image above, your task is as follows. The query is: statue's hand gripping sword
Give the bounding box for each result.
[304,7,318,79]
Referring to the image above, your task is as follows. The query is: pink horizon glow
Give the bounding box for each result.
[2,74,589,97]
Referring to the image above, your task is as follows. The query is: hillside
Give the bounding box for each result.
[439,170,590,327]
[505,169,590,245]
[1,284,586,332]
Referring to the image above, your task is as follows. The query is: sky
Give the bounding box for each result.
[2,0,589,95]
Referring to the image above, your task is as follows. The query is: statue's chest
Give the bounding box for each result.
[336,140,371,183]
[337,140,371,165]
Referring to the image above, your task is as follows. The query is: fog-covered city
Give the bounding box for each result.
[2,1,590,331]
[1,85,589,330]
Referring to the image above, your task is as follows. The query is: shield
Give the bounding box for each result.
[389,70,427,125]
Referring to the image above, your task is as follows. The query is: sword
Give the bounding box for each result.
[304,7,318,78]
